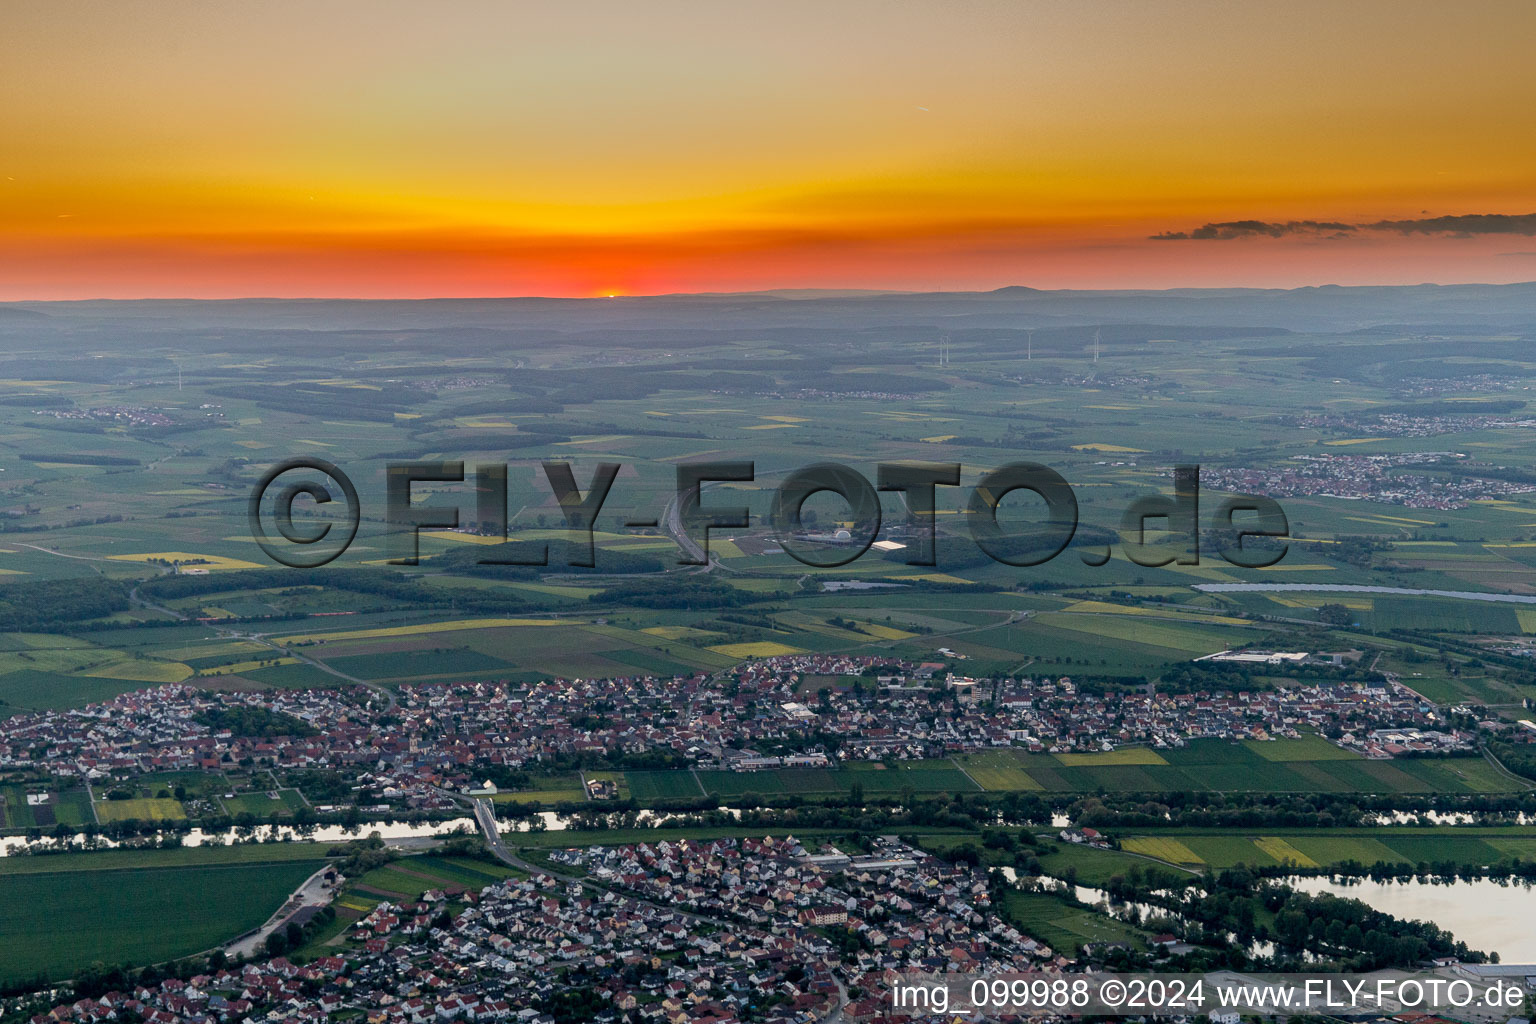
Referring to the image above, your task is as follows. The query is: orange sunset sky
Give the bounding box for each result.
[3,0,1536,299]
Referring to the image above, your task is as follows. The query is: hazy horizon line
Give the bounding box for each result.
[6,279,1536,305]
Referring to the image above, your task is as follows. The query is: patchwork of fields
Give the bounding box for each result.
[953,740,1526,795]
[602,739,1526,804]
[1119,830,1536,871]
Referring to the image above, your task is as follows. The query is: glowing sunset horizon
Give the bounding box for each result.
[5,1,1536,300]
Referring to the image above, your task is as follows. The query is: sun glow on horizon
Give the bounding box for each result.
[3,1,1536,299]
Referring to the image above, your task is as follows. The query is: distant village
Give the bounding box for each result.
[0,654,1476,812]
[1203,452,1536,510]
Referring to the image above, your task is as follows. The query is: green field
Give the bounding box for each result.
[953,742,1527,795]
[999,889,1151,956]
[319,646,512,681]
[218,789,307,817]
[310,852,522,944]
[1116,827,1536,871]
[1244,735,1360,761]
[94,797,188,822]
[490,773,588,805]
[0,784,39,829]
[0,842,338,875]
[625,770,705,802]
[0,855,323,984]
[957,750,1043,791]
[1028,839,1193,886]
[693,761,979,799]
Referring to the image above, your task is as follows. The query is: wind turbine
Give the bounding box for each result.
[151,347,190,392]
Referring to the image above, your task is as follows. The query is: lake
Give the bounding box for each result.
[1288,875,1536,964]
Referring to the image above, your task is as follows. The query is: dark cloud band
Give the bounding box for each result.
[1152,212,1536,241]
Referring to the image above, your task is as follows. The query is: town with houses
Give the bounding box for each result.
[30,404,223,430]
[0,654,1476,817]
[1285,410,1536,440]
[0,655,1512,1024]
[1202,453,1536,511]
[9,833,1069,1024]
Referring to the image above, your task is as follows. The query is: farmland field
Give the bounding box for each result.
[1244,735,1360,761]
[318,646,511,681]
[1054,748,1168,767]
[1111,829,1536,871]
[490,773,588,805]
[218,790,306,817]
[0,843,338,875]
[1121,837,1204,866]
[957,750,1043,791]
[1032,840,1192,885]
[999,890,1150,955]
[696,747,1533,798]
[625,770,705,802]
[94,797,187,822]
[0,857,323,984]
[693,762,978,799]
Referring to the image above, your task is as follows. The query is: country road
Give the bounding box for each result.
[225,865,337,958]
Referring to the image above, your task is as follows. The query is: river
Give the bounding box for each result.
[0,814,561,857]
[1367,810,1535,826]
[0,805,767,857]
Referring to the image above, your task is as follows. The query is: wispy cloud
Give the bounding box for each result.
[1153,212,1536,241]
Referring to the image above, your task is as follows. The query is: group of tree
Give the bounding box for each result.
[262,905,338,957]
[194,705,319,739]
[0,577,129,632]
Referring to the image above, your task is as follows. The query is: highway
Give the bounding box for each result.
[662,487,709,565]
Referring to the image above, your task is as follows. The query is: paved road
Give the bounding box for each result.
[129,584,185,620]
[19,543,398,712]
[472,797,522,866]
[225,865,337,958]
[662,487,708,565]
[468,798,720,928]
[218,627,397,711]
[12,542,114,564]
[77,761,101,825]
